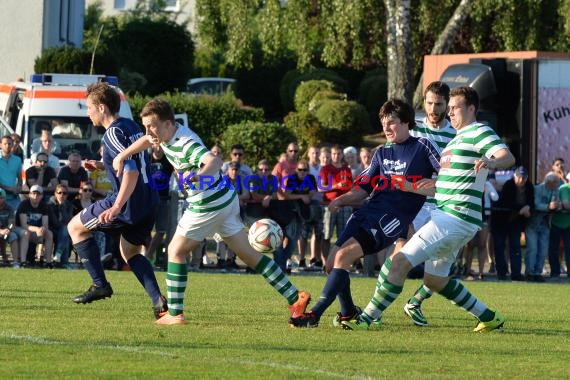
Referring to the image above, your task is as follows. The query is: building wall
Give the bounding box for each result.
[0,0,45,82]
[0,0,85,83]
[86,0,197,36]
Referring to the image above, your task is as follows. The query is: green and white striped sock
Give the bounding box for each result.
[408,284,433,305]
[166,262,187,316]
[439,279,494,322]
[361,258,403,323]
[255,255,298,305]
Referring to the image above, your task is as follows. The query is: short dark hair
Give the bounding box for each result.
[231,144,245,152]
[86,83,121,115]
[379,98,416,130]
[450,86,479,113]
[140,98,175,124]
[424,81,450,103]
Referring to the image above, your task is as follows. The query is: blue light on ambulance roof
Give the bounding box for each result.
[104,76,119,86]
[30,74,43,83]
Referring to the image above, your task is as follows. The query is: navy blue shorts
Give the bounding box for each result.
[79,198,157,247]
[336,208,409,255]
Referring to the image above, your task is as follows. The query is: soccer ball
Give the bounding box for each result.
[248,218,283,254]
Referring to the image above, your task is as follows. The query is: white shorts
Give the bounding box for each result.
[175,197,244,241]
[411,202,436,232]
[401,209,478,277]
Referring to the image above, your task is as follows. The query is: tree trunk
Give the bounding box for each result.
[384,0,414,103]
[413,0,474,108]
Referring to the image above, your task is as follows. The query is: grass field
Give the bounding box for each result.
[1,268,569,379]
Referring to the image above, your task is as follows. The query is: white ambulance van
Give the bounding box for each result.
[0,73,133,170]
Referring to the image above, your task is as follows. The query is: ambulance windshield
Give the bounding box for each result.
[27,117,105,160]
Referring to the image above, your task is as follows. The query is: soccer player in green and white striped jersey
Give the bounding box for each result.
[402,81,456,326]
[113,98,310,325]
[343,86,515,333]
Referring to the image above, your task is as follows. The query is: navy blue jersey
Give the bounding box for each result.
[102,117,159,223]
[356,136,440,224]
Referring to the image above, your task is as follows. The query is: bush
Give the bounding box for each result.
[128,92,264,148]
[34,46,117,75]
[106,17,194,95]
[279,68,348,113]
[283,111,324,151]
[294,80,336,112]
[308,90,347,114]
[221,121,297,167]
[314,99,370,146]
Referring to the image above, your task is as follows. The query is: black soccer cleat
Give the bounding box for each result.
[72,283,114,304]
[289,312,319,328]
[153,295,169,320]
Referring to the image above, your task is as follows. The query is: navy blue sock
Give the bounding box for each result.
[310,268,349,319]
[337,276,357,316]
[128,254,162,305]
[74,238,107,287]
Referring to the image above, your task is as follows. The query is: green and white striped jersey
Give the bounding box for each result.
[435,122,507,228]
[160,124,235,213]
[411,118,456,205]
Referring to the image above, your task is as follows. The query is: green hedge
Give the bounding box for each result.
[128,92,264,148]
[294,80,336,112]
[221,121,297,167]
[314,99,370,146]
[280,68,348,113]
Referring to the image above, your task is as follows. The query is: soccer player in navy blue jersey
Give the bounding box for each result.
[289,98,441,328]
[67,82,167,319]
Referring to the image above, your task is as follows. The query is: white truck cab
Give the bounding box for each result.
[0,73,133,170]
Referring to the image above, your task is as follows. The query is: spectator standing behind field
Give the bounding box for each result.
[48,184,74,268]
[146,144,175,265]
[0,188,24,268]
[491,166,534,281]
[31,129,60,171]
[271,142,301,271]
[548,179,570,282]
[25,152,58,200]
[319,145,353,262]
[525,172,560,282]
[297,146,324,270]
[343,146,361,179]
[0,135,23,211]
[58,152,89,200]
[244,159,277,226]
[272,159,317,271]
[16,185,54,268]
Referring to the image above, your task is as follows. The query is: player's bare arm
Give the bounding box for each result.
[474,148,515,173]
[328,187,368,212]
[113,135,153,176]
[394,177,437,197]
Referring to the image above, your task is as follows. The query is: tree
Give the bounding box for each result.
[83,0,195,95]
[384,0,413,101]
[412,0,473,107]
[196,1,570,108]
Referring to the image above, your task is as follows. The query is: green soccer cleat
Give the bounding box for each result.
[332,306,362,328]
[403,302,428,326]
[473,310,506,333]
[342,315,374,331]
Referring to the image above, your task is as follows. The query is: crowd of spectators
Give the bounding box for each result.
[2,128,569,284]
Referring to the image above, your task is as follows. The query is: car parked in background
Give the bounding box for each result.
[186,77,236,95]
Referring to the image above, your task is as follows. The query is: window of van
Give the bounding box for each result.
[26,117,104,160]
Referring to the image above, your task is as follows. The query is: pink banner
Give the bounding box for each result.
[536,88,570,181]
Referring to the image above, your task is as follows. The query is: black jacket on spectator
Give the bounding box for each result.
[491,178,535,230]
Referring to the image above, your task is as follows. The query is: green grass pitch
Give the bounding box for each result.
[1,268,569,379]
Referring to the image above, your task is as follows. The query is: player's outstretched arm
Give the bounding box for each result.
[113,135,153,176]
